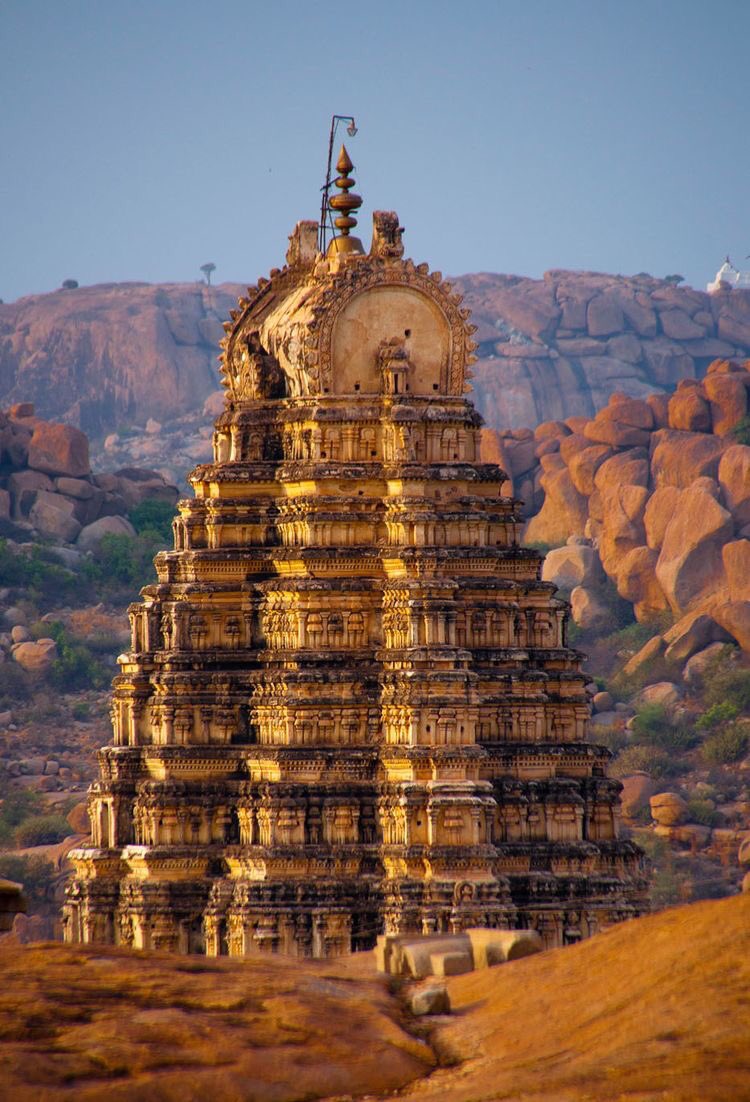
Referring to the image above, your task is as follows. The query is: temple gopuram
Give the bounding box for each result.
[64,149,647,957]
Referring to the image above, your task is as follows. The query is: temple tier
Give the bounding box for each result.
[64,175,646,955]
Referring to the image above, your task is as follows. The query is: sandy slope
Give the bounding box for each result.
[405,892,750,1102]
[1,895,749,1101]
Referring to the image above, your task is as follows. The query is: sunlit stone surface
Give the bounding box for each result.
[64,167,647,956]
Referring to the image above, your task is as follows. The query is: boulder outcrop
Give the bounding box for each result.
[460,273,750,430]
[0,404,178,546]
[483,359,750,652]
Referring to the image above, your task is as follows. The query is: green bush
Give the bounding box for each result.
[701,723,749,765]
[14,813,71,848]
[0,854,55,907]
[82,530,168,594]
[37,621,109,692]
[703,661,750,712]
[630,704,697,751]
[731,414,750,446]
[0,789,42,844]
[697,701,741,731]
[71,701,90,721]
[129,498,175,541]
[685,798,721,827]
[0,539,78,605]
[610,744,674,779]
[0,661,31,704]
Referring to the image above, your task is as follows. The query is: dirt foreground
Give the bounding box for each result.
[1,893,749,1101]
[405,891,750,1102]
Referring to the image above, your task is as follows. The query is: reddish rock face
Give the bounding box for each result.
[703,373,748,435]
[27,422,90,477]
[3,274,747,438]
[668,387,712,432]
[650,429,729,488]
[718,445,750,527]
[655,486,734,613]
[0,282,245,433]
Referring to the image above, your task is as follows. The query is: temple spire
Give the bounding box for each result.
[327,145,364,256]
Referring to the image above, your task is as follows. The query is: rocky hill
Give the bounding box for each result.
[0,282,244,435]
[458,271,750,428]
[2,274,749,444]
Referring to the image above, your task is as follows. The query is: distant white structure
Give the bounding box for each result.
[707,256,750,293]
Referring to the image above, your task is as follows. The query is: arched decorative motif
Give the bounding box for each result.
[308,259,476,396]
[219,255,477,401]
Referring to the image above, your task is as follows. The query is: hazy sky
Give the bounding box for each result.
[2,0,748,303]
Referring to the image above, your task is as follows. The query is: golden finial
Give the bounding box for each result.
[327,145,364,256]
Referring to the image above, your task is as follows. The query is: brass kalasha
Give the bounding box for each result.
[64,185,647,958]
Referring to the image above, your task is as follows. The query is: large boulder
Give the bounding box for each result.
[643,486,683,550]
[77,514,137,552]
[567,445,613,496]
[587,294,624,337]
[11,638,58,673]
[541,544,602,590]
[703,372,748,435]
[655,485,734,614]
[593,449,650,495]
[605,394,654,429]
[663,612,733,663]
[112,468,179,510]
[650,792,688,827]
[667,387,712,433]
[570,585,609,630]
[7,469,55,518]
[584,415,651,449]
[614,546,669,621]
[683,642,733,685]
[620,773,659,820]
[27,422,90,478]
[650,429,728,489]
[723,540,750,603]
[634,682,682,711]
[28,491,82,543]
[718,445,750,529]
[598,484,650,577]
[524,468,588,545]
[712,602,750,651]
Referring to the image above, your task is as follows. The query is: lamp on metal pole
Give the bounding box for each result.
[319,114,358,253]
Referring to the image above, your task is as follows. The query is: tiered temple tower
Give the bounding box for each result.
[65,150,647,956]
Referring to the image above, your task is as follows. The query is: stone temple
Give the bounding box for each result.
[64,149,647,957]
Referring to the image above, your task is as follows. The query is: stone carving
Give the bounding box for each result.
[65,188,646,958]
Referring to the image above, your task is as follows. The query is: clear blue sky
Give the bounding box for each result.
[1,0,748,302]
